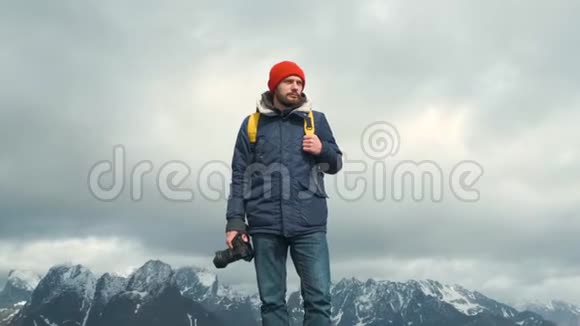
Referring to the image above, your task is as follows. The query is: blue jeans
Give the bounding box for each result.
[251,231,332,326]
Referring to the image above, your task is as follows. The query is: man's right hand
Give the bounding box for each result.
[226,230,249,249]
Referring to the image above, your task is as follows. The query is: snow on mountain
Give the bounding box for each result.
[87,260,223,326]
[83,272,128,325]
[0,260,562,326]
[216,283,253,301]
[412,279,519,318]
[8,264,97,326]
[174,266,218,301]
[33,264,96,307]
[519,299,580,326]
[93,273,127,307]
[0,270,41,310]
[125,260,173,296]
[416,279,483,315]
[5,271,41,293]
[285,277,553,326]
[524,299,580,315]
[169,266,259,326]
[0,306,21,326]
[195,269,218,288]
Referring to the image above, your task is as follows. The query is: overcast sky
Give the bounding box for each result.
[1,0,579,307]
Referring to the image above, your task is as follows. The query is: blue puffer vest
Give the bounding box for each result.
[225,91,343,238]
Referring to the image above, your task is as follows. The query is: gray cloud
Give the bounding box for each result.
[1,0,579,306]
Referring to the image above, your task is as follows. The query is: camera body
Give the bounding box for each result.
[213,232,254,269]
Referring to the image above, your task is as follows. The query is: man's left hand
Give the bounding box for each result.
[302,134,322,155]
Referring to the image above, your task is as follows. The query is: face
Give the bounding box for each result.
[274,75,304,106]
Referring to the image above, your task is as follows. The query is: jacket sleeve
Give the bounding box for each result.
[313,112,343,175]
[225,116,251,233]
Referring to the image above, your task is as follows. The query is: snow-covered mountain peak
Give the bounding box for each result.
[175,266,217,288]
[126,259,173,295]
[174,266,219,301]
[93,272,127,307]
[332,276,521,319]
[522,299,580,315]
[546,299,580,314]
[519,299,580,326]
[334,276,364,289]
[413,278,519,317]
[4,261,559,326]
[42,264,94,292]
[30,263,96,309]
[6,270,41,292]
[53,263,88,276]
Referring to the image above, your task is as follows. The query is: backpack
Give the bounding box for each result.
[246,111,315,160]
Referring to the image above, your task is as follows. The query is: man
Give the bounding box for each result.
[225,60,343,326]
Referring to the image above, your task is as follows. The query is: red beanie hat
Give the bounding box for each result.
[268,61,306,93]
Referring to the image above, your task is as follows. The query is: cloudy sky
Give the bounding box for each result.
[1,0,579,307]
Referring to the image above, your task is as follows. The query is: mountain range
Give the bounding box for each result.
[0,260,578,326]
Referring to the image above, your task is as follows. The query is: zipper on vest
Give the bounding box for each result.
[279,118,285,236]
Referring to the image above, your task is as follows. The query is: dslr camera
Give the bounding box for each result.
[213,232,254,269]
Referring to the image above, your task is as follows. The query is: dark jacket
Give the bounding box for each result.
[225,91,343,237]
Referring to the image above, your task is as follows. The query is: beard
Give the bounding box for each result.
[274,91,302,108]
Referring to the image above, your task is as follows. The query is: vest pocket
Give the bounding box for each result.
[296,173,328,199]
[245,187,277,227]
[296,178,328,226]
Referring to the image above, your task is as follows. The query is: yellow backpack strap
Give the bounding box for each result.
[304,111,315,135]
[247,112,261,143]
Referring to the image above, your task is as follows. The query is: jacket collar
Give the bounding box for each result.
[256,91,312,118]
